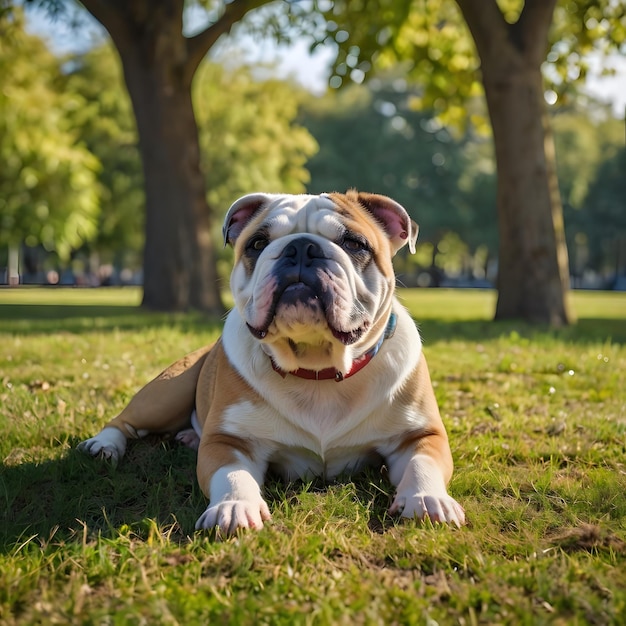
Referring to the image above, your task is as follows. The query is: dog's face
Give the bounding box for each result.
[223,191,418,374]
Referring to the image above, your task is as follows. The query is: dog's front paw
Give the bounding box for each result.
[195,499,272,536]
[77,427,127,467]
[389,492,465,528]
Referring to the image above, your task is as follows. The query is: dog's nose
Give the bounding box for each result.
[283,238,324,267]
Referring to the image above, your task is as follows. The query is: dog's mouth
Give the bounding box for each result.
[246,282,367,346]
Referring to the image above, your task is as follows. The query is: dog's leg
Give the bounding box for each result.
[386,436,465,527]
[77,345,213,465]
[195,432,271,535]
[384,354,465,527]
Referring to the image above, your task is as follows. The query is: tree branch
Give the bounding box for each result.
[517,0,558,64]
[186,0,275,75]
[79,0,129,43]
[454,0,510,64]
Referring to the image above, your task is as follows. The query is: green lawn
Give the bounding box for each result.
[1,287,625,624]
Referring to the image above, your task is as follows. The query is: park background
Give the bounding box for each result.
[2,2,626,624]
[1,1,625,304]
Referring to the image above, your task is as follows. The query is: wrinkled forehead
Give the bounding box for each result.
[260,194,344,239]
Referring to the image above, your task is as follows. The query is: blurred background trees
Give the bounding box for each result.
[0,1,624,320]
[311,0,625,324]
[0,12,99,283]
[63,43,144,279]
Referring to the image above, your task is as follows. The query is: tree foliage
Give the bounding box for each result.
[306,0,625,324]
[301,78,625,282]
[0,10,100,261]
[313,0,626,125]
[0,1,317,275]
[553,104,623,213]
[63,43,144,263]
[2,0,624,296]
[300,79,498,282]
[59,42,317,265]
[194,62,318,213]
[301,79,495,242]
[10,0,280,310]
[576,146,626,277]
[548,0,626,95]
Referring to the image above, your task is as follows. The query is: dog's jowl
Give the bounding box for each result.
[78,191,465,534]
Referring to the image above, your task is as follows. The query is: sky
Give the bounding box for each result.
[25,6,626,117]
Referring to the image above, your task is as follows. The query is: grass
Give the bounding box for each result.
[1,286,625,625]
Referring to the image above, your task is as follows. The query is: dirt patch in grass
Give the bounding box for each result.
[549,523,626,555]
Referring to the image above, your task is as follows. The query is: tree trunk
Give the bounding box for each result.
[486,64,572,324]
[456,0,574,325]
[118,42,221,312]
[77,0,240,314]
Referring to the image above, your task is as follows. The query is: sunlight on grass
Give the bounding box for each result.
[1,287,625,624]
[0,286,142,306]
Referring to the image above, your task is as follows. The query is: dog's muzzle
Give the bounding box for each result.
[246,236,365,345]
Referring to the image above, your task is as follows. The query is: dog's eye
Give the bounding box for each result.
[246,235,270,253]
[341,234,370,254]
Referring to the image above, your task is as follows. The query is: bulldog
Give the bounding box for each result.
[78,190,465,534]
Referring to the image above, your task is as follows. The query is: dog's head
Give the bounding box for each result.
[223,191,418,375]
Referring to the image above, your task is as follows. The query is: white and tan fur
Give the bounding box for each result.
[79,191,465,534]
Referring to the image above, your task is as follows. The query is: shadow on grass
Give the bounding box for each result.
[0,438,204,551]
[263,467,397,535]
[0,440,397,552]
[418,317,626,345]
[0,303,225,335]
[1,302,624,344]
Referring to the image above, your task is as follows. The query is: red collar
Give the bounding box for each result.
[270,312,397,383]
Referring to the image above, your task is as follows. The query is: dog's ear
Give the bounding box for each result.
[223,194,273,246]
[356,192,419,255]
